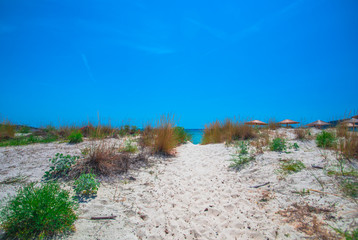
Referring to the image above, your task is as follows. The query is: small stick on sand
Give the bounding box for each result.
[311,164,324,169]
[250,182,270,188]
[90,216,117,220]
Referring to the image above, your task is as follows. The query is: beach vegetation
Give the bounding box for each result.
[294,128,311,140]
[277,160,305,175]
[152,114,178,155]
[267,119,280,130]
[74,172,100,196]
[68,130,83,144]
[0,134,58,147]
[18,125,31,133]
[316,131,336,148]
[0,120,15,140]
[202,119,256,144]
[340,179,358,198]
[229,154,254,171]
[118,125,140,136]
[270,137,287,152]
[43,153,79,180]
[332,227,358,240]
[174,126,192,144]
[0,182,77,239]
[119,139,138,153]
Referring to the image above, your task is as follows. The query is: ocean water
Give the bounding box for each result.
[185,129,204,144]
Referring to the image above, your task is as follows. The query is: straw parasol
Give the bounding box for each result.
[306,120,330,129]
[278,119,300,127]
[343,118,358,131]
[244,120,268,126]
[352,115,358,119]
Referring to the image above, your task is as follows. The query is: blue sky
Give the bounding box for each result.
[0,0,357,128]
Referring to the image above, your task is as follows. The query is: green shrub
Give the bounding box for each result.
[68,130,83,144]
[0,182,77,239]
[174,127,192,144]
[44,153,79,179]
[119,139,138,153]
[316,131,336,148]
[74,173,100,196]
[270,138,287,152]
[278,160,306,175]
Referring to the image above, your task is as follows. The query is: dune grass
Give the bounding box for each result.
[0,120,15,141]
[202,119,256,144]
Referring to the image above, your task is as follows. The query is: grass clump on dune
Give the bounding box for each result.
[294,128,311,140]
[278,160,305,175]
[202,119,256,144]
[68,130,83,144]
[270,137,287,152]
[139,115,187,155]
[0,120,15,140]
[316,131,336,148]
[0,182,77,240]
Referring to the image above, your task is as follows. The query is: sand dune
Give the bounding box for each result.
[0,129,357,239]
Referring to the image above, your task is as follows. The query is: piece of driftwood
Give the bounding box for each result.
[250,182,270,188]
[311,164,324,169]
[90,216,117,220]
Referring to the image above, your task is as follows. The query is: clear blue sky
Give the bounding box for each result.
[0,0,357,128]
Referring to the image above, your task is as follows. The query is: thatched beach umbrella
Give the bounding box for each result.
[306,120,330,129]
[244,120,268,126]
[352,115,358,119]
[278,119,300,127]
[343,118,358,131]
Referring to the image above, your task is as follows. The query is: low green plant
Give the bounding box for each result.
[293,188,310,196]
[173,126,192,144]
[0,134,58,147]
[74,173,100,196]
[316,131,336,148]
[270,138,287,152]
[292,143,299,150]
[340,179,358,198]
[0,182,78,239]
[332,227,358,240]
[119,139,138,153]
[44,153,79,179]
[278,160,306,175]
[235,141,249,155]
[229,154,255,171]
[68,130,83,144]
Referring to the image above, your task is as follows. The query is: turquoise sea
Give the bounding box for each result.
[185,129,204,144]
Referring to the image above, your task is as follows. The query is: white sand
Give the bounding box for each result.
[0,129,357,239]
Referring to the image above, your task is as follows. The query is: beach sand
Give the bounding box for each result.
[0,129,357,239]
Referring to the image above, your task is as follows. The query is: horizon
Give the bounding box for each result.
[1,0,358,128]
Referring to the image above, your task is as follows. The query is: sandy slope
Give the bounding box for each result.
[0,130,357,239]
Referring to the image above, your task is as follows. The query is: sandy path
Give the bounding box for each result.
[129,143,280,240]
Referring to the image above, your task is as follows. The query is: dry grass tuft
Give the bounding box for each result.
[278,203,338,239]
[153,114,178,155]
[139,115,179,155]
[337,133,358,161]
[202,119,256,144]
[71,141,130,176]
[267,119,280,130]
[294,128,311,140]
[0,120,15,140]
